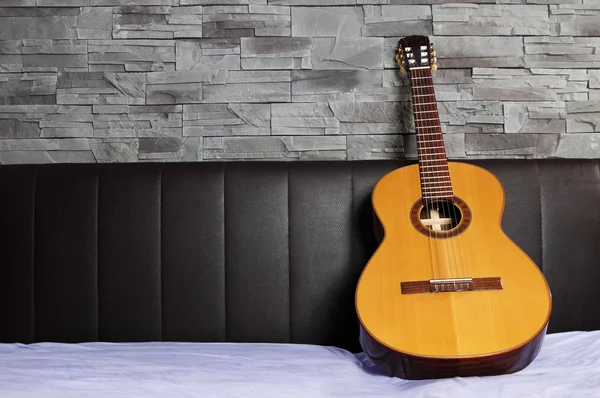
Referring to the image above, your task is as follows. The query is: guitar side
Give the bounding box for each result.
[355,161,552,380]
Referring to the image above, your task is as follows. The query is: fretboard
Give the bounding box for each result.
[409,67,452,202]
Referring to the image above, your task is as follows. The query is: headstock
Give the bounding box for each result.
[395,35,437,73]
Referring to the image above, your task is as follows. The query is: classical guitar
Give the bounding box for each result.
[354,35,552,380]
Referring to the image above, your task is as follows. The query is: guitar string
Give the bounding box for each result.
[422,63,466,286]
[415,67,456,286]
[409,66,438,283]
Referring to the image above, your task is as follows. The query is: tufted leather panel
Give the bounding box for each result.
[0,159,599,352]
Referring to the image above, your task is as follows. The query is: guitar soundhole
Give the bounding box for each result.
[419,200,461,232]
[410,196,471,238]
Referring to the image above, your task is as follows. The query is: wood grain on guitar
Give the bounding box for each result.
[354,35,552,381]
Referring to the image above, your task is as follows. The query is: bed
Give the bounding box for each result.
[2,331,600,397]
[1,159,600,396]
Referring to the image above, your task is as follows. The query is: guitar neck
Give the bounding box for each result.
[408,67,453,201]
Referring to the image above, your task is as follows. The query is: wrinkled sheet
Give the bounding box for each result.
[1,331,599,398]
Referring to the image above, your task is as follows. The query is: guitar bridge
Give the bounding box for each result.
[401,277,502,294]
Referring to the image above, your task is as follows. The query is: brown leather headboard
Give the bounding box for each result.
[1,159,599,352]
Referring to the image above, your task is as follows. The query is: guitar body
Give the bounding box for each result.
[355,161,552,380]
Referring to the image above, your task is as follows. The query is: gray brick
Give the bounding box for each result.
[75,7,113,39]
[56,72,145,105]
[291,7,363,37]
[176,40,240,70]
[437,101,504,126]
[525,37,600,68]
[312,38,383,70]
[0,138,89,151]
[183,103,270,136]
[240,37,312,69]
[271,102,338,135]
[4,0,36,5]
[0,119,40,138]
[0,150,95,164]
[147,83,203,104]
[347,134,402,160]
[553,134,600,158]
[362,5,432,37]
[92,105,182,138]
[203,82,290,103]
[433,4,553,36]
[88,39,176,72]
[465,134,559,157]
[330,101,408,123]
[0,17,70,40]
[203,11,290,38]
[0,73,57,105]
[204,135,345,160]
[226,70,290,83]
[504,102,566,134]
[146,70,228,84]
[92,0,178,4]
[291,70,382,102]
[181,0,265,4]
[90,138,139,162]
[113,5,203,39]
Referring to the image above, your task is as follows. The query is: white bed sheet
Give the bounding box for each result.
[1,330,599,398]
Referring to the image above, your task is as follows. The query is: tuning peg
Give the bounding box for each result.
[432,50,437,57]
[400,65,406,73]
[431,64,437,71]
[432,57,437,64]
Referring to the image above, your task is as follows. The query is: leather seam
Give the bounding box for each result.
[287,163,291,343]
[32,165,38,343]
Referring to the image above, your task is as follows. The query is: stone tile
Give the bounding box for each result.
[0,150,96,164]
[240,37,312,69]
[270,0,354,4]
[553,5,600,36]
[92,0,178,5]
[291,7,363,37]
[147,83,203,104]
[74,6,112,39]
[347,134,403,159]
[203,82,290,103]
[176,40,241,70]
[181,0,266,4]
[553,134,600,158]
[56,71,146,105]
[465,134,559,157]
[203,10,291,37]
[362,5,432,37]
[0,138,89,151]
[113,4,203,39]
[525,37,600,68]
[311,38,383,70]
[92,105,182,138]
[0,73,57,105]
[437,101,504,126]
[0,105,92,139]
[330,101,410,123]
[184,103,270,136]
[504,102,566,134]
[88,39,176,72]
[271,102,338,135]
[226,70,291,83]
[433,4,554,36]
[203,135,346,160]
[90,138,139,162]
[291,70,382,102]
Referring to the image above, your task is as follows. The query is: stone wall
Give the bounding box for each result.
[0,1,599,163]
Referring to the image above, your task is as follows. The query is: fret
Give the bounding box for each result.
[412,102,437,106]
[413,94,435,98]
[414,110,439,114]
[420,165,449,169]
[417,139,444,143]
[420,159,447,163]
[421,175,451,179]
[424,190,454,195]
[417,146,445,150]
[420,171,449,175]
[421,184,453,189]
[414,118,439,122]
[416,125,441,129]
[417,133,443,136]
